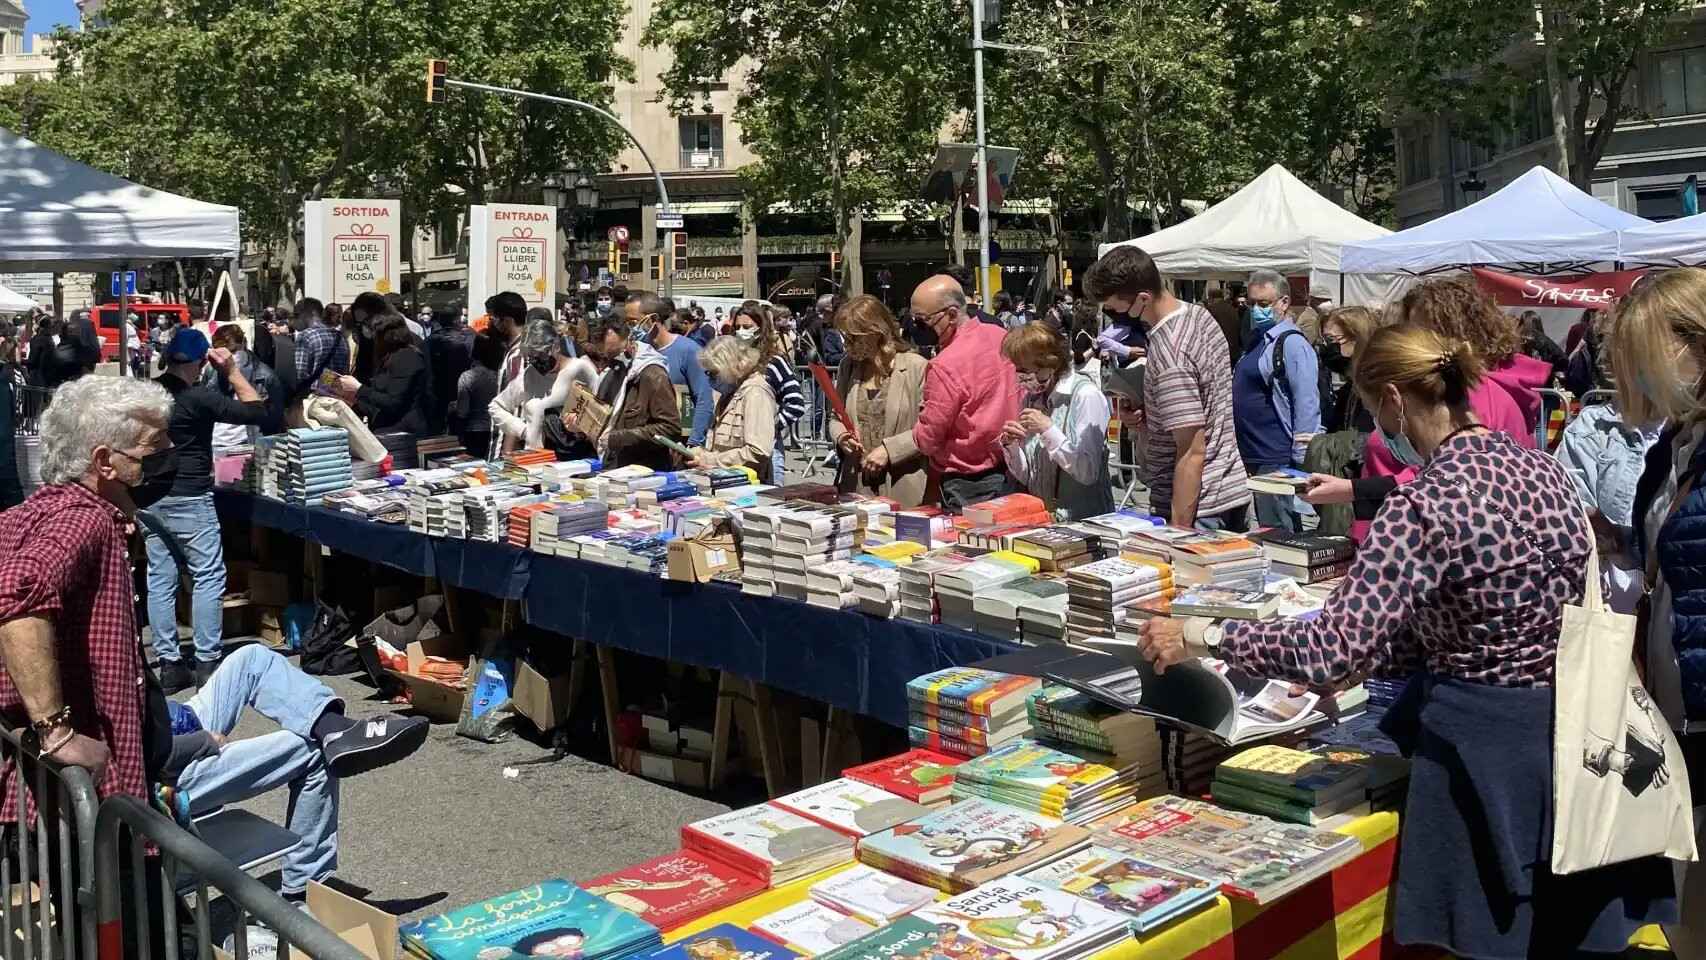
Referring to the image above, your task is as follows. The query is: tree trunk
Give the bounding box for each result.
[950,194,965,267]
[1538,0,1573,181]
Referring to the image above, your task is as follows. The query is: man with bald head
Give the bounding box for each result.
[909,274,1020,509]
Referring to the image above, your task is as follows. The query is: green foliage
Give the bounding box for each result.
[25,0,629,257]
[643,0,965,246]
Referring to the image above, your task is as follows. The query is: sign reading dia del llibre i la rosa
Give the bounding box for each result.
[468,203,558,311]
[303,199,402,304]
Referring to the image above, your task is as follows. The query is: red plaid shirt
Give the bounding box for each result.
[0,483,145,822]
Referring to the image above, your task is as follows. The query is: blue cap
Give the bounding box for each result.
[165,327,209,364]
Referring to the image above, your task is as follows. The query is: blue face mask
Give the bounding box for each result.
[1249,304,1276,331]
[1379,395,1425,468]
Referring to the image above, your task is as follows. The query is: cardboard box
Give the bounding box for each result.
[619,746,711,789]
[512,661,572,731]
[385,631,469,723]
[247,570,290,607]
[284,880,398,960]
[256,606,286,648]
[667,522,741,583]
[564,381,611,439]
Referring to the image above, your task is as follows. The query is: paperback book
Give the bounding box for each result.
[1020,844,1219,933]
[644,925,801,960]
[681,805,854,885]
[769,779,928,838]
[398,879,662,960]
[843,749,961,805]
[814,916,1017,960]
[913,878,1131,960]
[750,900,877,956]
[808,864,937,924]
[584,851,767,931]
[858,796,1089,892]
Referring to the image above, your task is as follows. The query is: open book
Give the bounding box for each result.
[1034,649,1325,746]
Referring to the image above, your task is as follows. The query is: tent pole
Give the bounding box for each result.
[118,263,129,378]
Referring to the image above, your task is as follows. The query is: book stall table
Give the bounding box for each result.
[214,490,1019,729]
[667,812,1440,960]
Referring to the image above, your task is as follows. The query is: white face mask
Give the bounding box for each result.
[734,326,759,342]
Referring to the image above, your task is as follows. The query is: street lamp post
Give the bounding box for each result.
[442,76,673,298]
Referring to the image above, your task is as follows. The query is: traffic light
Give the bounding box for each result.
[671,231,689,272]
[607,241,619,275]
[649,253,662,282]
[425,59,447,104]
[1062,267,1073,289]
[830,250,841,275]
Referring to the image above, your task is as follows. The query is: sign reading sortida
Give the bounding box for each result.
[467,203,558,313]
[303,199,402,303]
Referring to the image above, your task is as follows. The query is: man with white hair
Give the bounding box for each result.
[0,376,427,900]
[1230,268,1321,532]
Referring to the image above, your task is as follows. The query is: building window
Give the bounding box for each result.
[1401,129,1434,186]
[1651,46,1706,117]
[1635,187,1688,222]
[678,116,724,169]
[432,211,459,258]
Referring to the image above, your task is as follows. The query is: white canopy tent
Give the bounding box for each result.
[0,282,40,313]
[1339,166,1649,276]
[1097,164,1392,281]
[0,126,240,272]
[1617,213,1706,265]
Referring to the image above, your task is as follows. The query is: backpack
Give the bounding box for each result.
[298,600,362,675]
[1301,429,1363,536]
[1271,330,1335,429]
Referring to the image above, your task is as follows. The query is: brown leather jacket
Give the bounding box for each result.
[603,364,680,470]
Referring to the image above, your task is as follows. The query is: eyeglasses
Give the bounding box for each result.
[1321,334,1348,348]
[915,306,951,325]
[1251,296,1287,309]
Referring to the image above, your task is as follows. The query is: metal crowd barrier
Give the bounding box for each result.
[94,796,365,960]
[0,722,99,960]
[794,365,836,476]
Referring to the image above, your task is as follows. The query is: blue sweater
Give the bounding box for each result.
[1632,425,1706,726]
[658,334,713,446]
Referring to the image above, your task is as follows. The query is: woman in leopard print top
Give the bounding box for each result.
[1143,321,1677,959]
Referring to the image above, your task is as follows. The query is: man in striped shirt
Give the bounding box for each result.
[1086,247,1250,531]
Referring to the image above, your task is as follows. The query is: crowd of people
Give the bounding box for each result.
[2,240,1706,958]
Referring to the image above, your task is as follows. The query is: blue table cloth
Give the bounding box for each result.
[213,490,1019,726]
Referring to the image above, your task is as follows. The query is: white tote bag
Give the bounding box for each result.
[1552,525,1698,874]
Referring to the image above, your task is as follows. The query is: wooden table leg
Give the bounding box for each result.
[750,680,786,797]
[820,706,842,784]
[596,644,622,765]
[710,671,736,790]
[566,640,589,717]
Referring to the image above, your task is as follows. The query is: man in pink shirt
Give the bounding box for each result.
[909,274,1021,509]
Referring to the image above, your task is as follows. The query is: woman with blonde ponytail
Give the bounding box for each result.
[1139,321,1678,958]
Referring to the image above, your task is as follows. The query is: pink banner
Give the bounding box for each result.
[1471,267,1646,310]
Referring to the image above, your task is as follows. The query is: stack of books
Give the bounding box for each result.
[507,501,556,548]
[531,501,609,555]
[934,552,1040,631]
[770,504,861,601]
[583,851,766,932]
[650,926,800,960]
[768,777,927,839]
[1015,583,1072,645]
[951,739,1147,824]
[1305,743,1411,812]
[1246,468,1310,497]
[858,796,1089,892]
[973,577,1068,642]
[415,435,465,467]
[1026,685,1160,761]
[807,864,936,925]
[958,522,1049,552]
[851,564,903,618]
[1011,526,1106,572]
[1209,744,1370,825]
[679,805,853,886]
[842,748,961,807]
[1089,795,1363,905]
[1064,558,1171,643]
[1079,510,1165,547]
[896,549,976,624]
[1365,677,1406,708]
[893,508,954,547]
[1022,845,1220,934]
[738,504,789,597]
[806,557,890,610]
[1166,532,1265,587]
[905,668,1040,758]
[1161,731,1243,797]
[398,879,662,960]
[914,877,1130,958]
[961,493,1051,527]
[374,430,419,471]
[1251,530,1356,584]
[1169,585,1280,620]
[466,487,549,542]
[277,428,352,504]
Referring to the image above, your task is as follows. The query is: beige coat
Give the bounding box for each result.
[828,351,928,506]
[701,372,777,483]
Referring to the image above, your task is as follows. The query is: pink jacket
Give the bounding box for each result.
[1354,353,1549,539]
[912,319,1020,476]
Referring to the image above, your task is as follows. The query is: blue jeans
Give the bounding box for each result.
[1193,502,1251,534]
[176,645,341,894]
[142,493,227,664]
[772,444,787,485]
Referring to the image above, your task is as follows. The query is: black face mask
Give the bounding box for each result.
[1322,347,1351,375]
[128,447,179,510]
[529,354,556,374]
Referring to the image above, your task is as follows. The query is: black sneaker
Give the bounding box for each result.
[158,659,194,695]
[319,715,429,778]
[194,659,219,688]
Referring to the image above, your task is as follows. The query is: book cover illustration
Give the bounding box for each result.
[815,916,1017,960]
[685,805,849,867]
[582,852,765,929]
[843,750,960,803]
[810,864,936,922]
[915,880,1127,960]
[1021,846,1217,932]
[956,741,1121,799]
[906,669,1038,715]
[750,900,877,955]
[771,779,926,837]
[398,879,659,960]
[645,925,801,960]
[859,798,1064,880]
